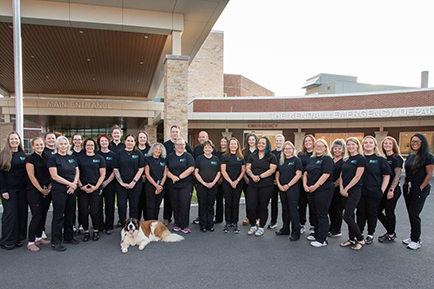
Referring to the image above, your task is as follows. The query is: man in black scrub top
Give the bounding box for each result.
[162,125,192,226]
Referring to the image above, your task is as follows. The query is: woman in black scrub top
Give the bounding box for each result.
[113,134,145,225]
[167,137,195,234]
[221,137,245,233]
[298,134,316,236]
[137,130,151,220]
[377,136,403,243]
[110,124,125,153]
[71,134,85,159]
[242,133,258,226]
[245,137,277,237]
[339,137,366,250]
[328,139,345,238]
[43,132,56,159]
[357,136,390,245]
[402,133,434,250]
[144,143,167,220]
[269,134,285,229]
[0,132,28,250]
[195,141,221,232]
[275,141,302,241]
[214,136,228,224]
[25,137,52,252]
[96,134,116,234]
[303,139,334,248]
[77,138,106,242]
[48,136,80,251]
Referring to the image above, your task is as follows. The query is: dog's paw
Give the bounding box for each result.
[139,245,145,250]
[122,248,128,253]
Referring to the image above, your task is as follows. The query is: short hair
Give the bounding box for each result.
[330,139,346,158]
[111,124,122,133]
[148,143,167,159]
[30,137,44,147]
[97,134,111,150]
[202,140,215,149]
[44,132,56,140]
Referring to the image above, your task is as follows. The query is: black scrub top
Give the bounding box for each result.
[341,154,366,188]
[247,152,277,188]
[333,158,344,183]
[145,156,166,183]
[298,151,313,172]
[277,156,303,185]
[0,151,27,193]
[47,153,77,188]
[243,148,257,181]
[386,154,403,187]
[221,154,245,182]
[25,152,51,190]
[110,141,125,153]
[305,155,334,189]
[112,149,146,183]
[96,150,116,181]
[77,154,106,186]
[166,152,195,188]
[362,154,391,194]
[43,147,54,159]
[139,146,151,157]
[405,153,434,184]
[196,155,220,183]
[72,149,85,159]
[163,140,193,156]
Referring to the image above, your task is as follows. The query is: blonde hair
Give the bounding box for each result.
[381,136,401,156]
[311,139,331,158]
[344,137,363,161]
[362,135,385,158]
[280,141,296,165]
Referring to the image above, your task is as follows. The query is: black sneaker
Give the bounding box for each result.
[117,220,123,228]
[233,224,240,234]
[82,233,90,242]
[200,228,207,233]
[366,235,374,245]
[223,225,229,233]
[51,244,66,252]
[208,227,215,232]
[275,230,290,236]
[64,238,80,245]
[378,233,396,243]
[193,217,199,224]
[92,232,100,241]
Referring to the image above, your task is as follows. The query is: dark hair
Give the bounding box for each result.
[259,137,272,156]
[220,136,229,151]
[124,134,138,150]
[83,138,97,154]
[111,124,121,132]
[411,133,430,173]
[44,132,56,140]
[97,134,111,150]
[242,133,258,155]
[202,140,215,150]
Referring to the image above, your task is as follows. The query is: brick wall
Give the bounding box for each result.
[224,74,274,97]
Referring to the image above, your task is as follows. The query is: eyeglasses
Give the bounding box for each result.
[411,140,422,144]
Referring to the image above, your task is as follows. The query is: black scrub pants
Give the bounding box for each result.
[309,183,334,243]
[78,189,100,231]
[0,186,28,246]
[328,185,344,234]
[223,180,243,225]
[51,186,76,244]
[298,182,313,227]
[139,180,147,221]
[343,186,364,241]
[404,184,430,242]
[279,185,300,238]
[197,183,218,230]
[163,192,173,222]
[247,185,273,228]
[356,189,382,236]
[168,186,192,229]
[116,182,142,225]
[378,185,401,235]
[145,182,164,220]
[270,185,279,224]
[27,188,51,242]
[98,181,115,231]
[214,183,224,222]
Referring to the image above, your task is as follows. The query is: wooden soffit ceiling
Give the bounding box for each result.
[0,22,167,98]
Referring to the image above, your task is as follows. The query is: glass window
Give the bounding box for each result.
[315,133,364,146]
[243,130,283,150]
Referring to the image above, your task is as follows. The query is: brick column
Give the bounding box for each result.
[145,125,157,144]
[374,131,388,147]
[164,55,190,141]
[0,123,14,149]
[294,132,306,153]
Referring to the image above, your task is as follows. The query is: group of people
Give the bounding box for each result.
[0,124,432,252]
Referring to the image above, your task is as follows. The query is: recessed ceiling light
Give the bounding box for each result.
[92,78,96,81]
[31,55,35,59]
[46,76,49,78]
[139,61,144,65]
[56,91,59,93]
[87,59,91,62]
[96,92,99,94]
[135,93,137,96]
[144,35,149,39]
[137,80,140,83]
[79,30,84,34]
[9,25,13,29]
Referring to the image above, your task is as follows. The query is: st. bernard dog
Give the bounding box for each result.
[120,218,184,253]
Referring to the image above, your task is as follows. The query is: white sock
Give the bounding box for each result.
[35,237,43,242]
[28,242,35,246]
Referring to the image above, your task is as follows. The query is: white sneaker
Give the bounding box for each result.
[307,234,316,241]
[310,241,327,248]
[300,225,305,234]
[407,241,422,250]
[41,231,47,239]
[402,238,411,245]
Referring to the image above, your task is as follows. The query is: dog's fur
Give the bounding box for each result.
[120,218,184,253]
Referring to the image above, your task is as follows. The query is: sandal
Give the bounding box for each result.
[351,241,365,251]
[247,226,257,235]
[340,240,356,247]
[254,228,264,237]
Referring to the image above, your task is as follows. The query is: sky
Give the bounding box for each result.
[212,0,434,96]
